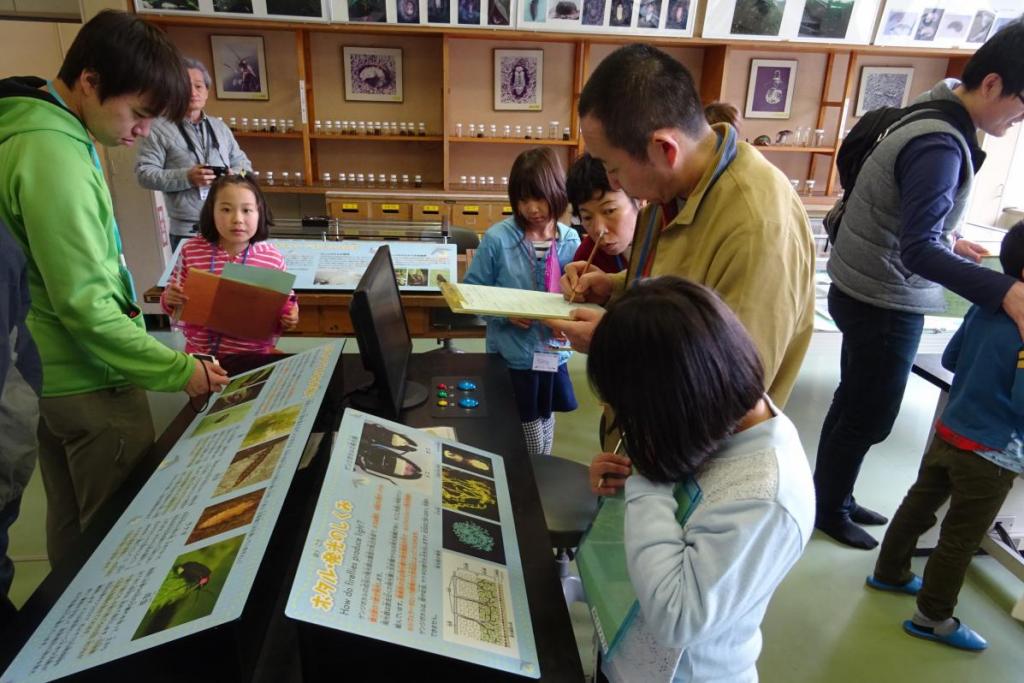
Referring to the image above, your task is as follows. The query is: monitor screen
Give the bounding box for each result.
[350,246,426,418]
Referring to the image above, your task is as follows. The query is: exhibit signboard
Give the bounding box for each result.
[2,343,343,683]
[158,239,458,292]
[285,409,541,678]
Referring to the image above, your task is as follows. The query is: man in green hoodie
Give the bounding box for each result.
[0,10,230,566]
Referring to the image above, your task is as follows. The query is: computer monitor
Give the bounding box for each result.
[349,245,428,418]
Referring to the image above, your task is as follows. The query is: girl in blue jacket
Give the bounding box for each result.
[464,147,580,455]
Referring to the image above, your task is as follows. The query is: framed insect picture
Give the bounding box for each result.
[210,34,269,101]
[342,46,403,102]
[745,58,797,119]
[494,48,543,111]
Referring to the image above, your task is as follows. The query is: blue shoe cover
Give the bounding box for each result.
[903,619,988,651]
[865,574,922,596]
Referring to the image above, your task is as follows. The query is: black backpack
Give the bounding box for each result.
[823,98,976,244]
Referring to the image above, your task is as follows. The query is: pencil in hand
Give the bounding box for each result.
[568,229,606,304]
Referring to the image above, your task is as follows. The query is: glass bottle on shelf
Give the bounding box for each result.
[549,121,559,139]
[813,129,826,147]
[468,123,476,138]
[804,179,816,196]
[525,125,533,139]
[324,120,334,135]
[265,171,274,186]
[357,120,367,135]
[240,117,249,132]
[269,118,278,133]
[486,176,495,188]
[263,118,271,132]
[414,174,423,188]
[389,174,398,188]
[337,172,347,185]
[455,122,463,137]
[459,175,467,190]
[374,121,383,135]
[469,175,478,188]
[489,124,497,138]
[400,122,408,136]
[295,172,303,186]
[227,117,237,130]
[281,171,290,186]
[314,119,322,134]
[369,173,378,187]
[477,123,485,138]
[287,119,295,132]
[401,174,410,187]
[502,124,511,139]
[322,172,332,186]
[514,125,522,138]
[563,127,571,141]
[417,123,426,137]
[331,120,340,134]
[250,170,260,182]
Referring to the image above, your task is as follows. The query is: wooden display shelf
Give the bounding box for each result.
[448,137,579,146]
[144,11,975,203]
[310,134,444,142]
[233,130,304,139]
[261,182,446,194]
[755,145,835,154]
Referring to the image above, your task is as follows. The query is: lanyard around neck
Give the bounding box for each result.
[46,81,137,302]
[211,243,251,273]
[177,117,221,166]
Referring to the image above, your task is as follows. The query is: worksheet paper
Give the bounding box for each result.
[285,409,540,678]
[2,343,343,683]
[441,282,605,320]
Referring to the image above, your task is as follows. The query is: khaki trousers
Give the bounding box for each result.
[37,386,154,567]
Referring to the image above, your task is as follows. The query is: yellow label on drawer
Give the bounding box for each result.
[341,203,358,210]
[502,205,513,214]
[381,203,400,211]
[462,205,479,215]
[422,205,440,213]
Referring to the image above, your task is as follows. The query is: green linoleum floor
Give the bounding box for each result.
[7,332,1024,681]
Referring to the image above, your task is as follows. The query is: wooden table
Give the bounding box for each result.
[143,287,486,339]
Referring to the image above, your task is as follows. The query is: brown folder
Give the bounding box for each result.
[180,270,287,340]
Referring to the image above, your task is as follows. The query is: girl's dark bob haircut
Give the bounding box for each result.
[198,173,274,245]
[507,147,568,231]
[587,276,765,482]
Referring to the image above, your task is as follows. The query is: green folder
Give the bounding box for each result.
[221,261,296,295]
[576,479,702,660]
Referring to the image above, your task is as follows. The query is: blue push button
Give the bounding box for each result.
[457,397,479,409]
[457,380,477,391]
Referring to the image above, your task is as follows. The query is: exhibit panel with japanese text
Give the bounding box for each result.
[2,343,344,683]
[285,409,540,678]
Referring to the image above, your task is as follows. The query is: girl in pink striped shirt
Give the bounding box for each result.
[161,174,298,355]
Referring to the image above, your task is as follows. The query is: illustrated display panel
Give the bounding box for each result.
[285,409,540,678]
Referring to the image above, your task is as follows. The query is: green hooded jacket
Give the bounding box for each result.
[0,76,194,396]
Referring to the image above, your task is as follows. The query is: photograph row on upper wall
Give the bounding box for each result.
[135,0,1023,47]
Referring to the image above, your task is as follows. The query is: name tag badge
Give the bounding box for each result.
[199,186,210,202]
[532,351,559,373]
